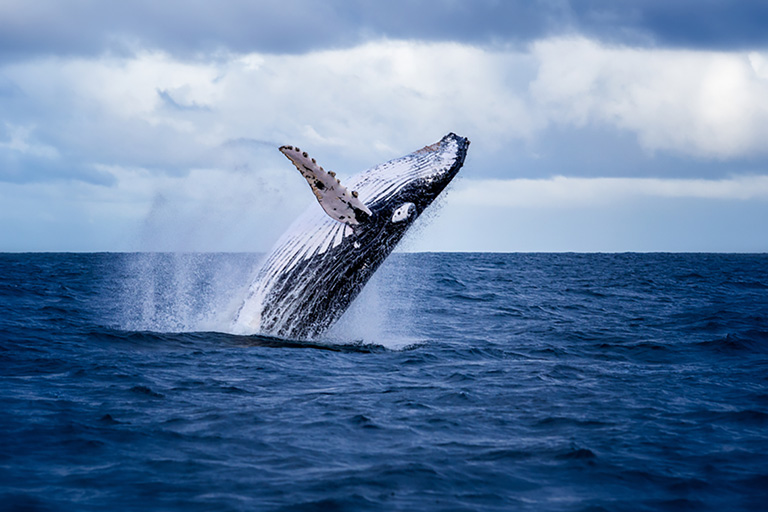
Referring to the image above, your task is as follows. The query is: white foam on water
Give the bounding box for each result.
[113,252,426,351]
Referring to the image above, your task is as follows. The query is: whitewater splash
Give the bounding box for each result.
[116,253,259,334]
[112,252,422,350]
[232,133,469,340]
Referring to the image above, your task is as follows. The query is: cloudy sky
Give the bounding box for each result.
[2,0,768,252]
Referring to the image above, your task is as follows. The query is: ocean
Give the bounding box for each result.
[1,252,767,511]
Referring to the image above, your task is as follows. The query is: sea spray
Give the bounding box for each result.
[326,254,427,350]
[111,251,421,349]
[116,253,262,333]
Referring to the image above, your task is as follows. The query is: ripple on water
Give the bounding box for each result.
[1,253,767,511]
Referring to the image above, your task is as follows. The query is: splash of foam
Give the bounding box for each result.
[116,253,261,333]
[111,251,423,351]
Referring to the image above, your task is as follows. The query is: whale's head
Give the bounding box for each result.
[351,132,470,234]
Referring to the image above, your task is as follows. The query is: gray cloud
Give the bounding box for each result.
[157,89,211,112]
[0,142,116,186]
[3,35,768,189]
[3,1,767,252]
[504,124,768,181]
[1,0,766,63]
[603,0,768,50]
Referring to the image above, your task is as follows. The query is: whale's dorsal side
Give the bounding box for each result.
[279,145,373,226]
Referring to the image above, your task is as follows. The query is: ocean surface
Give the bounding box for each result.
[1,252,767,511]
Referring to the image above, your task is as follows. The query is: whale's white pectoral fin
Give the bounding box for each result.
[279,145,373,226]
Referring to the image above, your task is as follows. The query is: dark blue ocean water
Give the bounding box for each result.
[1,252,767,511]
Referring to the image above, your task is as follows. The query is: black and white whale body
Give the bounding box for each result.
[232,133,470,340]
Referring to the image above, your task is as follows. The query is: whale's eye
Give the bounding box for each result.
[391,202,416,223]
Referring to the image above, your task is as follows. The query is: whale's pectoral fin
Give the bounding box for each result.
[279,145,373,226]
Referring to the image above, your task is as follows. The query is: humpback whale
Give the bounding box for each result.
[232,132,470,340]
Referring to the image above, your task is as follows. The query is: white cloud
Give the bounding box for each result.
[531,37,768,158]
[3,37,768,251]
[407,175,768,253]
[0,160,312,251]
[0,41,542,179]
[451,175,768,209]
[4,37,768,183]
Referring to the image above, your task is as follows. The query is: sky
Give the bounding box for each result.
[2,0,768,252]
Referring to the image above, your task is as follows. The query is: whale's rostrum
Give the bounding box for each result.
[232,132,470,340]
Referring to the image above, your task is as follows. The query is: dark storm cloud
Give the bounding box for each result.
[1,0,766,62]
[0,0,344,60]
[573,0,768,50]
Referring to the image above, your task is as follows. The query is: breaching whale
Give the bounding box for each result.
[232,132,470,340]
